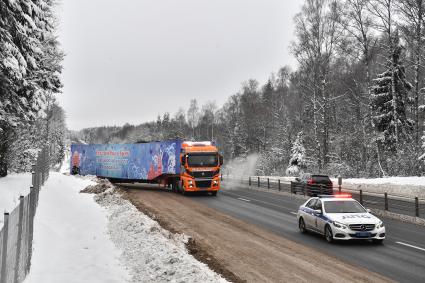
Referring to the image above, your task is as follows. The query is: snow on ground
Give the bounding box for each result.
[330,177,425,198]
[0,173,32,228]
[24,173,130,283]
[94,188,228,283]
[340,176,425,186]
[24,172,228,283]
[0,173,32,212]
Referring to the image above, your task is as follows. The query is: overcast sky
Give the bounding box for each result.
[57,0,304,130]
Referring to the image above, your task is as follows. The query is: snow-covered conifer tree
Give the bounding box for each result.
[370,33,413,154]
[0,0,63,176]
[286,131,307,176]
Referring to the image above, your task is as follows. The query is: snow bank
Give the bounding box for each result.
[94,188,228,283]
[341,176,425,186]
[24,173,130,283]
[0,173,32,213]
[332,177,425,198]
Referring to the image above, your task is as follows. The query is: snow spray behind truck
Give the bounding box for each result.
[70,140,223,195]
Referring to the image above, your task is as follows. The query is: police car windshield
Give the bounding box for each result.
[324,200,366,213]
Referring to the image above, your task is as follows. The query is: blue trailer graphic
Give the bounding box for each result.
[70,140,182,180]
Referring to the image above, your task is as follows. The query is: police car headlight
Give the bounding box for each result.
[333,221,347,229]
[376,221,384,229]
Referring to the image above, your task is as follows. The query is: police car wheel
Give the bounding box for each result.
[299,218,306,233]
[325,225,333,243]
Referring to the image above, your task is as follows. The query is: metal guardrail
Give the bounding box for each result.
[221,175,425,219]
[0,147,50,283]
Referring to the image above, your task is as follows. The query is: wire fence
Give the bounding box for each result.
[0,147,50,283]
[221,175,425,219]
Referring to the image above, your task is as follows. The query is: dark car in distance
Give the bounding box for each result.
[294,173,333,196]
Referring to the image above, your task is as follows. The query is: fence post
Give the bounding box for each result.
[267,178,270,189]
[415,197,419,217]
[14,196,25,283]
[257,177,260,187]
[31,164,35,188]
[1,213,10,283]
[42,148,45,183]
[278,179,281,191]
[359,190,363,205]
[338,175,342,193]
[384,193,388,211]
[249,177,251,186]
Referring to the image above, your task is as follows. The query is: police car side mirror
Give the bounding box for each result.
[366,208,371,213]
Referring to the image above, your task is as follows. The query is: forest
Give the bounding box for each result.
[75,0,425,178]
[3,0,425,178]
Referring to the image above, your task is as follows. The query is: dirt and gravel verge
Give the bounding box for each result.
[80,179,228,283]
[120,184,393,283]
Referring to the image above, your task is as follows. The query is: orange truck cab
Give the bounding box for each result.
[178,141,223,196]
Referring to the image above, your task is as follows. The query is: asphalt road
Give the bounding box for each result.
[189,183,425,283]
[238,178,425,218]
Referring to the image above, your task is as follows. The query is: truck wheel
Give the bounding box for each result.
[211,191,218,196]
[175,181,182,194]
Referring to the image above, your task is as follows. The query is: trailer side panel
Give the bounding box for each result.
[70,140,182,180]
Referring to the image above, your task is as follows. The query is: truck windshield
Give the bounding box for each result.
[324,201,366,213]
[187,154,218,167]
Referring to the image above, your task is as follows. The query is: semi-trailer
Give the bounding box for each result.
[70,140,223,195]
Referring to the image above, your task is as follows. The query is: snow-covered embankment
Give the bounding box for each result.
[24,172,227,283]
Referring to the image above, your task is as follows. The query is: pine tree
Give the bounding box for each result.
[0,0,63,176]
[370,33,413,155]
[286,132,307,176]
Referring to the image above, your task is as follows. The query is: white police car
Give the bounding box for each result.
[297,195,385,243]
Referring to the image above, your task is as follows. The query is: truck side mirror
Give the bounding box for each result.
[181,155,186,166]
[219,155,223,166]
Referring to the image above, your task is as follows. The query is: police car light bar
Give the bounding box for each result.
[318,194,352,198]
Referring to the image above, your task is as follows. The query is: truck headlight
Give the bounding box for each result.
[188,180,193,185]
[376,221,384,229]
[213,180,218,186]
[333,221,347,229]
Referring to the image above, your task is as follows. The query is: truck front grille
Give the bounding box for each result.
[195,180,212,188]
[191,171,216,178]
[349,224,375,231]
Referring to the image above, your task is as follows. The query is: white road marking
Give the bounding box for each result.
[290,212,298,215]
[396,241,425,252]
[237,197,251,202]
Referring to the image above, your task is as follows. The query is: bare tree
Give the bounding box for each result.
[397,0,425,151]
[292,0,343,169]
